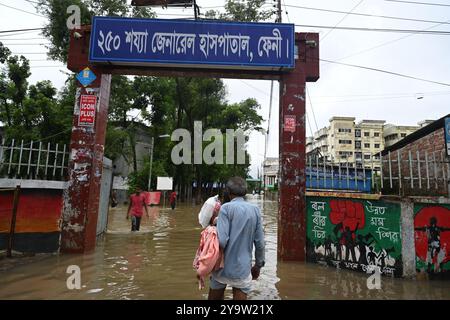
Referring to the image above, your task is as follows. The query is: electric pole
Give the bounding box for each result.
[263,0,281,191]
[276,0,282,23]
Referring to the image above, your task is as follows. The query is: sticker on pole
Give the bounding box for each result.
[78,95,97,127]
[76,67,96,87]
[284,115,296,132]
[445,117,450,156]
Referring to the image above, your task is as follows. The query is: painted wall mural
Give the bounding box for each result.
[414,204,450,277]
[0,189,62,253]
[307,197,402,277]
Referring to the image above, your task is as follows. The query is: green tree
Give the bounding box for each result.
[206,0,276,22]
[37,0,155,63]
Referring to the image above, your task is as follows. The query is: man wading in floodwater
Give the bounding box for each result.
[209,176,265,300]
[127,187,149,232]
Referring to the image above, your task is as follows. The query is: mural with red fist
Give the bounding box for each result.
[414,204,450,276]
[307,196,402,277]
[329,199,365,232]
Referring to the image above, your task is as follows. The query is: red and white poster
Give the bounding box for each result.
[78,95,97,127]
[284,115,296,132]
[143,191,161,205]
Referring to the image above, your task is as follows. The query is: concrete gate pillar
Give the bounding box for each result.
[278,33,319,261]
[60,72,111,253]
[61,28,111,253]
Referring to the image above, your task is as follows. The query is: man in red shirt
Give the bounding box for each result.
[169,191,177,210]
[127,187,149,231]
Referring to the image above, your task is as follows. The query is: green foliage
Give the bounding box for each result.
[37,0,92,63]
[37,0,156,63]
[0,49,71,145]
[205,0,276,22]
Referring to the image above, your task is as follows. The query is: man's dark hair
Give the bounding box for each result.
[226,176,247,197]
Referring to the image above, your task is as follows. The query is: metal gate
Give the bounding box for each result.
[97,157,112,236]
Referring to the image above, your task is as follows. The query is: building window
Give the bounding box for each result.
[364,154,371,160]
[401,133,407,137]
[374,132,380,137]
[364,143,370,148]
[355,152,362,159]
[339,151,353,158]
[338,128,352,133]
[374,143,380,148]
[364,132,370,137]
[339,139,352,144]
[355,129,361,138]
[355,141,361,149]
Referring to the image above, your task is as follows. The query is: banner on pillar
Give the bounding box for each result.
[78,95,97,127]
[284,115,296,132]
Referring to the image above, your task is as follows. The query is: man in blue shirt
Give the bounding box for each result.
[209,177,265,300]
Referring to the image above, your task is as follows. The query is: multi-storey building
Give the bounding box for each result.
[328,116,356,164]
[356,120,385,169]
[383,124,419,148]
[307,117,430,170]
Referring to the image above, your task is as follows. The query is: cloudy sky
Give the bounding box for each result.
[1,0,450,178]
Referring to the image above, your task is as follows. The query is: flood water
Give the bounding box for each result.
[0,195,449,300]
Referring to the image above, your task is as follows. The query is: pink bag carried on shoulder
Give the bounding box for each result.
[193,225,224,289]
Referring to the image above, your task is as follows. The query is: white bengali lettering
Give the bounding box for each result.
[258,28,282,58]
[125,29,148,54]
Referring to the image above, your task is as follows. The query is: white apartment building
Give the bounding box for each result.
[306,117,430,170]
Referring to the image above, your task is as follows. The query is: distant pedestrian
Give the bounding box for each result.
[209,177,265,300]
[110,190,118,208]
[169,190,177,210]
[127,187,149,232]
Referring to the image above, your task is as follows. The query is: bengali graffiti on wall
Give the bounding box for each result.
[414,204,450,277]
[306,196,402,277]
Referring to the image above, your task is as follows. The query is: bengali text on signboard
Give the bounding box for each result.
[89,17,295,70]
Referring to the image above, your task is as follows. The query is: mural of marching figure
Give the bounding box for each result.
[307,197,402,277]
[414,205,450,277]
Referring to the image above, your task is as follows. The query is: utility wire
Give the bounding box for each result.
[0,37,47,41]
[333,19,450,62]
[284,3,450,25]
[384,0,450,7]
[295,24,450,35]
[0,2,45,18]
[282,0,290,23]
[310,92,450,104]
[306,113,314,138]
[10,52,47,55]
[1,43,49,46]
[319,57,450,87]
[0,28,43,34]
[320,0,365,43]
[306,86,319,132]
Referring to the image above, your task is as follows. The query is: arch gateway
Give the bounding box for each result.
[62,16,319,261]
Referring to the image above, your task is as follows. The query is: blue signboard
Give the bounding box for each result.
[445,117,450,156]
[89,16,295,70]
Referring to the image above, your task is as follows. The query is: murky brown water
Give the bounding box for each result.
[1,195,449,300]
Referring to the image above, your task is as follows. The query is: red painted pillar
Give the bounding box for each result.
[278,33,319,261]
[60,71,111,253]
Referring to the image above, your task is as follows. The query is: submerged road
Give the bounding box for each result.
[0,195,449,299]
